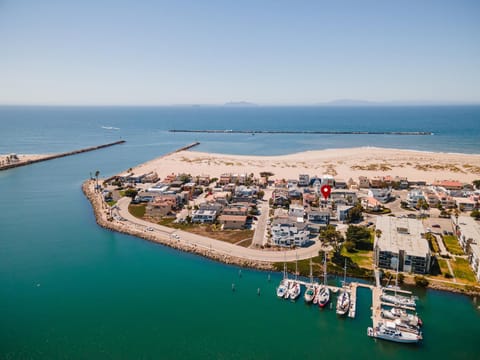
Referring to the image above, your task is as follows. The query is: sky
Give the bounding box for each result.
[1,0,479,105]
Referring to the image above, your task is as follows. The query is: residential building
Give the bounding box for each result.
[197,175,211,186]
[406,189,425,208]
[368,188,392,203]
[334,179,347,189]
[337,205,353,222]
[191,209,217,223]
[307,210,330,224]
[374,216,431,274]
[223,205,249,216]
[433,180,463,190]
[288,204,305,218]
[362,197,382,212]
[358,176,370,189]
[298,174,310,187]
[271,219,310,247]
[219,215,247,230]
[322,175,335,186]
[456,216,480,281]
[331,190,357,205]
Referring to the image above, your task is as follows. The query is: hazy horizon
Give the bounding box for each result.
[1,0,479,105]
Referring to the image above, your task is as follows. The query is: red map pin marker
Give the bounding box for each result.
[320,185,332,200]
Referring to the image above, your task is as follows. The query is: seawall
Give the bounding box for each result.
[0,140,126,171]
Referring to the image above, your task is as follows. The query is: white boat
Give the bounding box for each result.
[336,288,350,315]
[318,253,330,308]
[336,259,350,315]
[381,308,422,327]
[277,261,288,298]
[312,286,319,305]
[289,282,301,300]
[304,258,315,303]
[304,284,315,303]
[381,293,416,308]
[368,322,422,343]
[318,286,330,308]
[276,279,288,298]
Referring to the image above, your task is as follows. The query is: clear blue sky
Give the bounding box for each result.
[1,0,479,105]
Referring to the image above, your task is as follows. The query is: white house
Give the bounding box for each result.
[406,189,425,208]
[191,209,217,223]
[368,188,392,203]
[288,204,305,218]
[271,219,310,247]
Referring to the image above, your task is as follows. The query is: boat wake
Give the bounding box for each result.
[101,126,120,130]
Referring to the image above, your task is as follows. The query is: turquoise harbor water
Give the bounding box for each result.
[1,106,480,359]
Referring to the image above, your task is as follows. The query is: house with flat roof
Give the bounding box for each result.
[368,188,391,203]
[191,209,217,223]
[456,216,480,281]
[374,216,431,274]
[219,215,247,230]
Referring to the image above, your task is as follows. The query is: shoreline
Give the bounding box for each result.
[82,180,273,271]
[82,179,480,297]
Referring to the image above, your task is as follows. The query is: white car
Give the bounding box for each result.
[146,227,154,231]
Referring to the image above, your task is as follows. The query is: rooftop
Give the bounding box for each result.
[375,216,430,257]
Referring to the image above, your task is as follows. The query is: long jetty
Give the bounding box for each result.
[0,140,126,171]
[169,129,433,136]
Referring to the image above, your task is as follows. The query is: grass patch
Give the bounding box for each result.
[443,235,464,255]
[156,218,254,244]
[425,233,440,253]
[451,258,476,282]
[107,200,117,207]
[341,247,373,269]
[437,258,450,276]
[128,204,146,219]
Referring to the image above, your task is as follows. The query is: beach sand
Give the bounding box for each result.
[129,147,480,184]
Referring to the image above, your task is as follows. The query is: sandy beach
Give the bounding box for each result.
[130,147,480,184]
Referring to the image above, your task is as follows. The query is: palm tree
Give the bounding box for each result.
[95,170,100,191]
[375,229,382,241]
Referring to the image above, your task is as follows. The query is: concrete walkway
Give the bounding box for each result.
[117,197,322,262]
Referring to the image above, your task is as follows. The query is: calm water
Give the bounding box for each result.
[1,106,479,359]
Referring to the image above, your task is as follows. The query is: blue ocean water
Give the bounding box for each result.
[0,106,479,359]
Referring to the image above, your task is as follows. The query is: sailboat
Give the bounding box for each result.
[304,258,315,303]
[318,252,330,308]
[380,257,416,308]
[287,253,301,301]
[276,260,288,298]
[336,259,350,316]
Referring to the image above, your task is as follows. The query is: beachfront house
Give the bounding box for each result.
[358,176,370,189]
[191,209,218,223]
[219,215,247,230]
[271,218,310,247]
[298,174,310,187]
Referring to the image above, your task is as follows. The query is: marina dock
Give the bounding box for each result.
[277,272,422,344]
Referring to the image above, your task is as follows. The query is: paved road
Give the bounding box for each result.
[251,189,272,248]
[117,197,322,262]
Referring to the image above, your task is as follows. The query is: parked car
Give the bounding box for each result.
[432,224,441,228]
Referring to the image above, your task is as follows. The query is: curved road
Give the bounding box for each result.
[116,197,322,262]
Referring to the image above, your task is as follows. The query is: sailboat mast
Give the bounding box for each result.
[343,258,347,286]
[309,257,313,283]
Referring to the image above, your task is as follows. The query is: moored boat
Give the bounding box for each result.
[336,288,350,315]
[367,322,422,343]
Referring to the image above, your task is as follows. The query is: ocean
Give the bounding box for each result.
[0,106,479,359]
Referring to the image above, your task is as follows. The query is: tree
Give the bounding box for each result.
[95,170,100,191]
[320,225,344,253]
[346,225,373,250]
[124,188,138,198]
[345,203,363,223]
[414,275,429,287]
[471,209,480,220]
[257,190,265,200]
[473,179,480,189]
[344,241,356,253]
[416,198,429,213]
